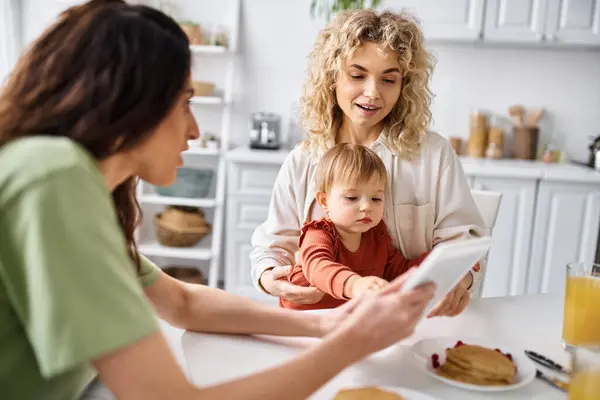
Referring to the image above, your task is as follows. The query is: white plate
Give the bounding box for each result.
[411,336,536,392]
[332,386,442,400]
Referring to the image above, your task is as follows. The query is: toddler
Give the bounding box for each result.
[280,143,429,310]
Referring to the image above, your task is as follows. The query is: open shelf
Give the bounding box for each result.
[190,96,225,105]
[138,194,218,208]
[185,147,221,156]
[135,0,240,288]
[189,44,229,54]
[139,240,213,260]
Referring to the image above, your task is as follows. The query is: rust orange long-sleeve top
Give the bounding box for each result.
[279,218,429,310]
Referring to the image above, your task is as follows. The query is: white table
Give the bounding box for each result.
[168,294,570,400]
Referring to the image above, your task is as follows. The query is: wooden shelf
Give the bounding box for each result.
[139,241,213,260]
[184,147,221,156]
[190,96,224,105]
[138,195,218,208]
[189,44,228,54]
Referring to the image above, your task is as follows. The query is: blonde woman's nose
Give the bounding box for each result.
[363,77,381,100]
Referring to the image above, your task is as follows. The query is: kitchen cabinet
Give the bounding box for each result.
[472,176,538,297]
[527,181,600,295]
[385,0,600,47]
[224,149,287,304]
[483,0,549,42]
[544,0,600,45]
[383,0,485,40]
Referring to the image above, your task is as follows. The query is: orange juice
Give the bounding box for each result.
[569,372,600,400]
[562,276,600,346]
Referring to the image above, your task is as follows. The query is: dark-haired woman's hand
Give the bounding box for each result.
[325,271,436,356]
[260,266,325,305]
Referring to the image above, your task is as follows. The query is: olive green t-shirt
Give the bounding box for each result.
[0,137,161,399]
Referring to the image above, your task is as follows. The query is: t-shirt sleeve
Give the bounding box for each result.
[0,165,159,379]
[139,254,161,288]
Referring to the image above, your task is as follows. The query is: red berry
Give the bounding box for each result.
[506,353,513,361]
[494,348,501,352]
[454,340,464,348]
[432,353,439,361]
[433,360,440,369]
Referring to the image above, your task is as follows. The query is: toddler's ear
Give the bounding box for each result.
[315,191,328,213]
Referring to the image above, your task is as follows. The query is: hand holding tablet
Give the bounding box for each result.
[399,237,493,318]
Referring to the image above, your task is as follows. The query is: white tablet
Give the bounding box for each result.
[399,236,492,316]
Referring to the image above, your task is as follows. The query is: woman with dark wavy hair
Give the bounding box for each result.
[0,1,434,399]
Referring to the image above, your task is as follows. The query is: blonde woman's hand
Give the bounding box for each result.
[427,272,472,318]
[329,270,435,357]
[260,266,325,305]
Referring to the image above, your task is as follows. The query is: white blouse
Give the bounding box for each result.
[250,131,486,295]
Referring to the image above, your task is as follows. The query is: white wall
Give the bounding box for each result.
[235,0,600,163]
[17,0,600,163]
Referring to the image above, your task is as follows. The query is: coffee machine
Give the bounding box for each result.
[249,112,281,150]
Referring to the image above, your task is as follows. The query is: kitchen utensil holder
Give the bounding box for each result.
[513,127,539,160]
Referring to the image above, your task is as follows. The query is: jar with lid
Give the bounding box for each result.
[485,115,504,159]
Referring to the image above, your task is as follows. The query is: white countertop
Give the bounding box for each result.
[460,157,600,183]
[166,294,568,400]
[226,145,600,184]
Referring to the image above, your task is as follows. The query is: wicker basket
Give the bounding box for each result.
[163,266,205,285]
[154,209,211,247]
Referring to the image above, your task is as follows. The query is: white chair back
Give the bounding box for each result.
[471,189,502,235]
[470,189,502,298]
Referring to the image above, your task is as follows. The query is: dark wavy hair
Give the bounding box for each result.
[0,0,191,267]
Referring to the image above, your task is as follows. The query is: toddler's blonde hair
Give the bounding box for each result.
[316,143,387,194]
[299,9,435,160]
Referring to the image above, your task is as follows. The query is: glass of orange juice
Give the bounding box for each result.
[569,346,600,400]
[562,262,600,347]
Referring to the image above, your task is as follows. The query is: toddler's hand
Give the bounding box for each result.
[352,276,389,298]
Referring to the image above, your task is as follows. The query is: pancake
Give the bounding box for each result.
[436,344,516,386]
[334,387,405,399]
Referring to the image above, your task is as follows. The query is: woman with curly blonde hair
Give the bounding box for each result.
[252,9,485,316]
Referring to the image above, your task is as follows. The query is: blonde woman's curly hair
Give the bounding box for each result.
[299,9,435,159]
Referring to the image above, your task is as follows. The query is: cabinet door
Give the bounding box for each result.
[472,177,537,297]
[223,225,277,305]
[484,0,549,42]
[528,182,600,295]
[545,0,600,45]
[381,0,485,40]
